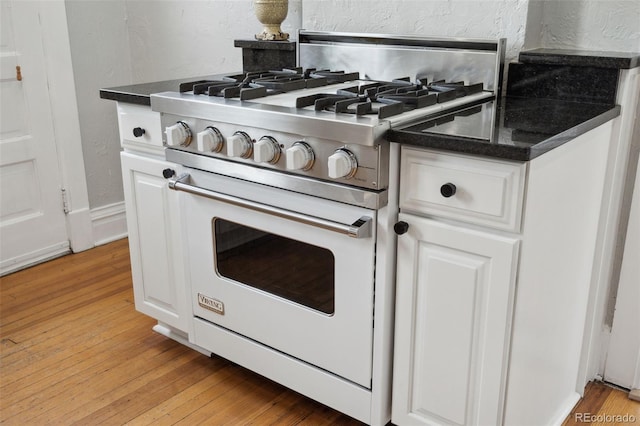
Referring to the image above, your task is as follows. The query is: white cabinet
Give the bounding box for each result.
[399,149,526,232]
[121,152,188,331]
[116,102,189,333]
[393,214,519,426]
[393,121,613,426]
[392,148,521,426]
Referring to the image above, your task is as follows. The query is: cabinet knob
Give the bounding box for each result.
[394,221,409,235]
[162,168,175,179]
[133,127,146,137]
[440,182,457,198]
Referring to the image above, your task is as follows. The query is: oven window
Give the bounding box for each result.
[213,219,335,314]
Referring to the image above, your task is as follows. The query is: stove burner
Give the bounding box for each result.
[294,79,484,119]
[179,68,361,101]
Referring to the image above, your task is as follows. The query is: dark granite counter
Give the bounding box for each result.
[101,46,631,162]
[518,48,640,69]
[99,74,226,106]
[100,79,621,162]
[234,40,297,72]
[389,97,620,161]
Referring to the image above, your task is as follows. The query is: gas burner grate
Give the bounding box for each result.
[295,90,405,119]
[178,68,361,101]
[293,78,485,119]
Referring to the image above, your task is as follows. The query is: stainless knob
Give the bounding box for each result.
[226,131,253,158]
[285,142,314,171]
[254,136,281,164]
[196,127,224,152]
[165,121,192,147]
[328,148,357,179]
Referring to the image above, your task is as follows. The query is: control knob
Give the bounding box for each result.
[226,131,253,158]
[285,142,314,171]
[165,121,192,147]
[254,136,281,164]
[440,183,457,198]
[328,148,358,179]
[196,127,224,152]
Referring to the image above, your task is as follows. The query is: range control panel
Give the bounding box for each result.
[160,113,389,191]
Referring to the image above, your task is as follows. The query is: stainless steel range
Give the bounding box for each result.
[150,31,504,426]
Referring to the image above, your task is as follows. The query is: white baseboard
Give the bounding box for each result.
[0,241,70,276]
[549,392,582,426]
[90,201,128,246]
[66,207,94,253]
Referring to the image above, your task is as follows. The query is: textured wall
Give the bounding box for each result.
[66,0,639,210]
[66,0,131,209]
[537,0,640,51]
[302,0,530,64]
[65,0,301,209]
[126,0,302,82]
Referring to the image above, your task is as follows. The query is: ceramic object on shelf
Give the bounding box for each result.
[254,0,289,41]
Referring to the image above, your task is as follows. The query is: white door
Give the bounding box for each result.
[0,1,69,274]
[182,168,376,388]
[392,213,519,426]
[604,164,640,391]
[120,152,188,332]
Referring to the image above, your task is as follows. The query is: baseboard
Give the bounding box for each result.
[152,323,211,357]
[66,207,94,253]
[91,202,128,246]
[549,392,582,426]
[0,241,70,276]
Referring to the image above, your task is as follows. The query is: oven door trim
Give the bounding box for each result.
[169,172,373,238]
[177,167,377,388]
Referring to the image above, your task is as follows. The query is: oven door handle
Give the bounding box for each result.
[168,173,373,239]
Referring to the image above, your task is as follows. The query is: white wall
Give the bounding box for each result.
[65,0,638,212]
[127,0,245,82]
[125,0,302,82]
[302,0,530,64]
[532,0,640,51]
[66,0,131,209]
[65,0,301,210]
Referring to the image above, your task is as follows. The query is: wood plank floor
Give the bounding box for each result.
[1,239,638,425]
[0,239,361,425]
[563,381,640,426]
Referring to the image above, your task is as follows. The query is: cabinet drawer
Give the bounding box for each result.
[117,103,163,153]
[400,147,526,231]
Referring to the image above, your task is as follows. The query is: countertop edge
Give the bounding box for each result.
[518,48,640,69]
[234,39,297,51]
[526,104,621,159]
[100,89,151,106]
[390,104,621,161]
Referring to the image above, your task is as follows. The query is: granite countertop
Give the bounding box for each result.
[388,97,621,161]
[517,48,640,69]
[99,74,227,106]
[100,55,624,162]
[100,80,620,161]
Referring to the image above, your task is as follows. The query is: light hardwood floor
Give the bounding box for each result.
[1,239,638,425]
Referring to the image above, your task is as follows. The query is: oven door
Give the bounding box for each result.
[174,169,376,388]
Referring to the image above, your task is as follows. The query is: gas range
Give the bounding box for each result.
[150,31,505,207]
[145,31,506,426]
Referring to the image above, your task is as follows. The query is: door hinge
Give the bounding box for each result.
[61,188,69,214]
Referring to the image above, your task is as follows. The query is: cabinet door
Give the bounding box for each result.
[121,152,188,331]
[392,213,519,426]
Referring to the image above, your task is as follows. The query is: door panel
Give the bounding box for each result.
[0,1,68,274]
[120,152,188,331]
[605,148,640,390]
[184,186,376,388]
[393,214,519,426]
